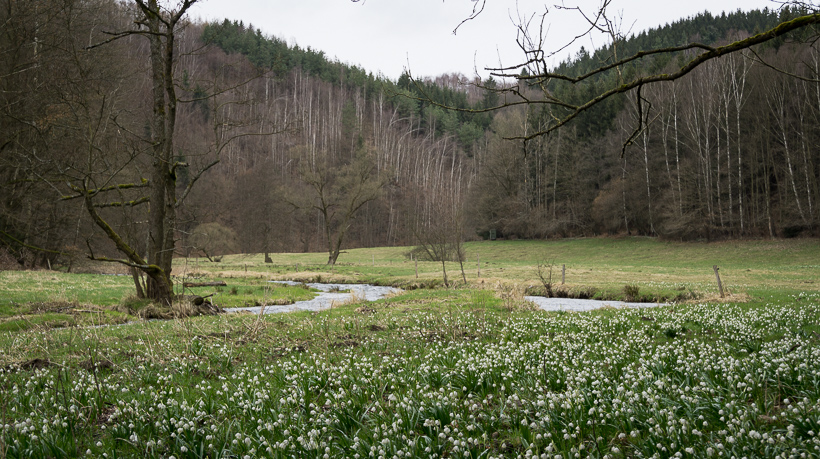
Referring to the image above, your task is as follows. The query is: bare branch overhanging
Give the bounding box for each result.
[405,1,820,148]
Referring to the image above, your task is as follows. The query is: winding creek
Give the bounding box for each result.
[224,281,402,314]
[223,280,663,315]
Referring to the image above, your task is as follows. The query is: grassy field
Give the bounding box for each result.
[2,238,818,312]
[175,238,820,299]
[0,238,819,458]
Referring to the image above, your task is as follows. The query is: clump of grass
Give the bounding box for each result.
[393,279,442,290]
[623,283,640,301]
[497,283,537,311]
[119,295,152,314]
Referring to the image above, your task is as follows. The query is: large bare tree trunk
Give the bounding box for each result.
[138,0,194,303]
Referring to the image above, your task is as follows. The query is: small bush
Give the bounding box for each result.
[0,247,21,271]
[783,225,806,238]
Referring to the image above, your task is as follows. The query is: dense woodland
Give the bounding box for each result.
[1,1,818,272]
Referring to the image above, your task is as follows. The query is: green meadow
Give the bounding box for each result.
[1,237,819,458]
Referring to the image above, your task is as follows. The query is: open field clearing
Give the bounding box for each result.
[1,238,819,457]
[2,239,818,315]
[175,238,820,306]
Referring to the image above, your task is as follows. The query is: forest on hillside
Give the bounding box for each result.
[1,1,818,272]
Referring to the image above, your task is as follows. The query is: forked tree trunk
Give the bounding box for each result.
[132,267,146,299]
[327,251,340,265]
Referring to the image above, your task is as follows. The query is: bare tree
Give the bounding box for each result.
[535,257,555,297]
[290,147,383,265]
[56,1,270,304]
[410,159,467,287]
[55,0,201,304]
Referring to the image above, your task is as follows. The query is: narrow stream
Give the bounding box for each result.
[223,281,663,315]
[525,296,665,312]
[225,281,401,314]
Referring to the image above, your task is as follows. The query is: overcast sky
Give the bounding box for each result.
[189,0,780,81]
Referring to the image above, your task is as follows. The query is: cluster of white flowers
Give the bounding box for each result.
[0,295,818,458]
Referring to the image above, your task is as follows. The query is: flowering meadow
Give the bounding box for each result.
[1,288,819,459]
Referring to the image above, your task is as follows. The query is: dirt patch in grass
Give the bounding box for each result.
[79,358,114,372]
[26,301,82,313]
[330,339,359,348]
[242,298,294,307]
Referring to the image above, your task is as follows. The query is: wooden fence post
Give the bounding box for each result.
[713,265,725,298]
[415,257,418,279]
[477,253,481,278]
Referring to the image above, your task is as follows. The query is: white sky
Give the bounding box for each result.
[189,0,780,81]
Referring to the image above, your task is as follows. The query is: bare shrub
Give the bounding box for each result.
[0,247,20,270]
[536,258,555,297]
[497,282,538,312]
